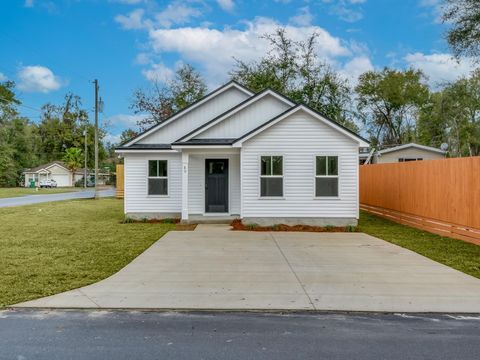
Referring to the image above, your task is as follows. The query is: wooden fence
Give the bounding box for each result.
[116,164,124,199]
[360,157,480,245]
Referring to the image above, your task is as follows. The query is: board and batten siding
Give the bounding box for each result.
[138,88,250,144]
[241,110,359,219]
[196,94,292,139]
[124,153,182,215]
[188,153,241,215]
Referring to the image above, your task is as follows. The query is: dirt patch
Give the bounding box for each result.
[230,219,357,233]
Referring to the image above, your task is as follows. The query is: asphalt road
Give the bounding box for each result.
[1,310,479,360]
[0,188,115,208]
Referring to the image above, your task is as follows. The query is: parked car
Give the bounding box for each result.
[39,179,57,188]
[75,176,95,187]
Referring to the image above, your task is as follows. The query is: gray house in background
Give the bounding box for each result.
[360,143,446,164]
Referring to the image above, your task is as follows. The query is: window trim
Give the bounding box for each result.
[147,159,169,197]
[259,154,285,199]
[314,154,340,199]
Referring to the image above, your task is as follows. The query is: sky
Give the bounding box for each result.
[0,0,477,144]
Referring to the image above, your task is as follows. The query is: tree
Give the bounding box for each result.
[442,0,480,61]
[130,64,207,130]
[63,147,83,185]
[119,128,138,144]
[230,28,357,131]
[355,68,430,147]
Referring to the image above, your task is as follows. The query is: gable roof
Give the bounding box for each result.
[175,88,295,142]
[377,143,446,155]
[232,104,370,147]
[24,161,70,174]
[123,80,254,147]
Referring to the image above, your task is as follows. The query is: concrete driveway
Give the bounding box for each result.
[15,225,480,312]
[0,188,115,208]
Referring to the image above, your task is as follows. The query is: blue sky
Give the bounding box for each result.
[0,0,476,143]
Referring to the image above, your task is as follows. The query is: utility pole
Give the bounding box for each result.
[93,79,99,199]
[83,128,87,189]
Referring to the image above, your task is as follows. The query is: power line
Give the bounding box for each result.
[0,95,43,112]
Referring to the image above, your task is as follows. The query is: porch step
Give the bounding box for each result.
[184,214,238,224]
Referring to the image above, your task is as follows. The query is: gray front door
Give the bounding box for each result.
[205,159,229,213]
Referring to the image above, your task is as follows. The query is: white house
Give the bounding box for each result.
[116,81,369,226]
[23,161,74,187]
[373,143,446,163]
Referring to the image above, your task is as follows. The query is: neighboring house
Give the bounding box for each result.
[23,161,73,187]
[23,162,111,187]
[372,143,446,164]
[116,81,369,226]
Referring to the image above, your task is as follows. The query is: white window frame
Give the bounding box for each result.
[259,154,284,199]
[147,159,169,197]
[314,155,340,199]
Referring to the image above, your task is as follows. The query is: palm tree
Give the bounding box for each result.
[63,147,83,186]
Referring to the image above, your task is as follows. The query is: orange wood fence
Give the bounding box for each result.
[116,164,124,199]
[360,157,480,245]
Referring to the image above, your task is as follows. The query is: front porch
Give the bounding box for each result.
[179,148,241,222]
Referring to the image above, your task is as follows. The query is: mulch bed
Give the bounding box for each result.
[230,219,357,232]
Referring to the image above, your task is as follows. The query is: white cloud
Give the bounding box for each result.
[155,2,203,28]
[0,72,7,81]
[115,9,147,30]
[135,52,151,65]
[289,7,314,27]
[104,114,147,128]
[419,0,444,23]
[147,17,351,83]
[142,62,174,83]
[404,52,476,88]
[217,0,235,11]
[17,65,62,93]
[24,0,34,7]
[340,55,374,84]
[104,133,122,145]
[323,0,365,22]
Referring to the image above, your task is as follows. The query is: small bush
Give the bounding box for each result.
[246,223,258,230]
[162,218,176,224]
[345,225,357,232]
[324,225,334,231]
[272,224,280,231]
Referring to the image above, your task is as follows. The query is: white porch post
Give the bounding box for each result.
[181,151,189,221]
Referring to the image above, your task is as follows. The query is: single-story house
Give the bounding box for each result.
[23,162,110,187]
[23,161,74,187]
[359,143,446,164]
[116,81,369,226]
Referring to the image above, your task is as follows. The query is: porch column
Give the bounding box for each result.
[181,151,189,221]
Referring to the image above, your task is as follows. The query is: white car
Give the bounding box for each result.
[39,179,58,188]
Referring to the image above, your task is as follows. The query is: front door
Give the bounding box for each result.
[205,159,229,213]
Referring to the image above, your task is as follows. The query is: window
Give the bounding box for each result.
[398,158,423,162]
[260,156,283,197]
[315,156,339,197]
[148,160,168,195]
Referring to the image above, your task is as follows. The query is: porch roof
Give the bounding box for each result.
[172,138,236,146]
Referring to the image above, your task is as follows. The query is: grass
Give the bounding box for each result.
[0,187,82,198]
[359,210,480,279]
[0,198,176,307]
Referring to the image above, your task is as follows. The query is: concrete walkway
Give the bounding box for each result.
[15,225,480,312]
[0,188,115,208]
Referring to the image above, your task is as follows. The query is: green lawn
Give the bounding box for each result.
[0,187,82,198]
[359,210,480,279]
[0,198,175,307]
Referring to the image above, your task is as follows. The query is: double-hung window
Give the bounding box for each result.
[315,156,339,197]
[260,156,283,197]
[148,160,168,195]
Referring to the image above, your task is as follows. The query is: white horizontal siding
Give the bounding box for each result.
[138,88,250,144]
[124,153,182,214]
[197,94,292,139]
[241,110,359,218]
[188,153,240,215]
